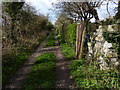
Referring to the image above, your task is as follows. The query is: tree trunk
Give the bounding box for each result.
[80,26,86,59]
[75,20,90,59]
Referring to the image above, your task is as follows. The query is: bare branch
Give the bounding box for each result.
[106,1,111,17]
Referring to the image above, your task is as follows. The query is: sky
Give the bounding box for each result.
[25,0,58,24]
[25,0,118,24]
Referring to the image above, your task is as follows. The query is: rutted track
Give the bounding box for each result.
[5,32,76,89]
[5,33,51,89]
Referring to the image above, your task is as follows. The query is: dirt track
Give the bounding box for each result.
[5,32,76,89]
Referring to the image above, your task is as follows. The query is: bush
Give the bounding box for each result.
[2,33,47,86]
[59,23,76,60]
[100,17,117,25]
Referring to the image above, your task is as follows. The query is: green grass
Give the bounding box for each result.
[69,59,120,88]
[45,32,55,47]
[60,43,75,60]
[2,52,29,86]
[23,52,56,89]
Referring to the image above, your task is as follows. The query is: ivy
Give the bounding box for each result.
[103,31,120,43]
[103,31,120,58]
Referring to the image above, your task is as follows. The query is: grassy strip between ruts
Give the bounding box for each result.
[45,32,55,47]
[23,52,56,89]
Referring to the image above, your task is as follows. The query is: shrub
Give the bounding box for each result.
[2,2,52,86]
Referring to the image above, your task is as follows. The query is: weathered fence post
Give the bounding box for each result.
[76,21,84,59]
[61,23,66,42]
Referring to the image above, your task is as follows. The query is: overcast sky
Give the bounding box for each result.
[25,0,118,24]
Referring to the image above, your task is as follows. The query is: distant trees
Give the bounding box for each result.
[55,12,73,42]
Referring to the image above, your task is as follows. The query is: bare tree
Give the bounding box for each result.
[54,1,103,59]
[54,1,104,22]
[54,0,118,59]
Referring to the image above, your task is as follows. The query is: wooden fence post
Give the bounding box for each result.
[76,21,84,59]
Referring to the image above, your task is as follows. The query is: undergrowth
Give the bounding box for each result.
[23,52,56,89]
[69,59,120,88]
[66,23,77,46]
[60,43,75,60]
[58,23,76,60]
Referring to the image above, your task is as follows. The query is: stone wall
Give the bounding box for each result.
[88,24,119,70]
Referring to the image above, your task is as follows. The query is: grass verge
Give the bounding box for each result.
[23,52,56,89]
